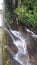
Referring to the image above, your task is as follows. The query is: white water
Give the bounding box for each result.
[4,20,37,65]
[4,28,31,65]
[26,28,37,38]
[10,30,27,54]
[10,30,31,65]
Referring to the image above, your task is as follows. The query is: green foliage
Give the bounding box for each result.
[5,0,37,28]
[5,11,13,24]
[21,0,32,5]
[14,0,37,28]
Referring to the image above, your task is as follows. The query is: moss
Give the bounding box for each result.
[2,31,11,65]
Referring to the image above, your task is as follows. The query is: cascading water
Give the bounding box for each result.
[4,19,37,65]
[25,28,37,38]
[10,30,31,65]
[5,29,31,65]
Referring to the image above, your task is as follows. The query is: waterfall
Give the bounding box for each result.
[25,28,37,38]
[4,19,36,65]
[4,28,31,65]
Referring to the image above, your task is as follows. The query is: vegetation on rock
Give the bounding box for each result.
[4,0,37,28]
[14,0,37,28]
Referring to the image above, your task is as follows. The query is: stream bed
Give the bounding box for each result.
[4,19,37,65]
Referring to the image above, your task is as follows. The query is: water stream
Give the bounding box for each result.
[4,19,37,65]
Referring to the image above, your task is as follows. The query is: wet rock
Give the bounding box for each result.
[4,21,37,65]
[30,56,36,65]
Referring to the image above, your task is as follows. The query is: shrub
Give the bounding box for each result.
[14,0,37,28]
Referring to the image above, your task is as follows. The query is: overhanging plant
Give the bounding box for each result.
[14,6,37,28]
